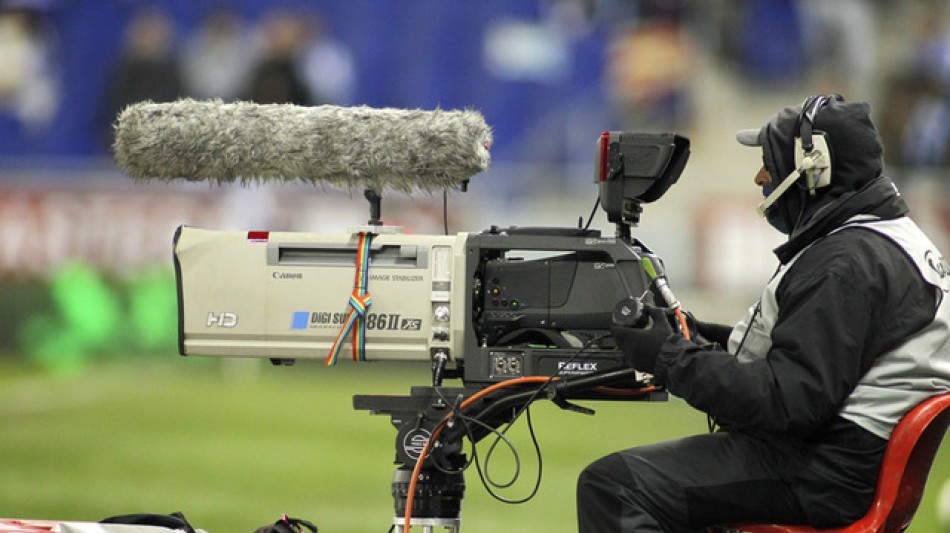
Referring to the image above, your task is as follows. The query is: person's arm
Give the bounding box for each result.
[691,318,733,348]
[655,232,931,434]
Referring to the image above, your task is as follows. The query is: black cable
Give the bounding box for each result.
[473,333,609,504]
[462,410,522,486]
[706,301,759,433]
[472,405,544,505]
[706,260,782,433]
[429,387,478,475]
[423,391,527,501]
[482,410,524,490]
[501,333,610,425]
[791,196,807,235]
[443,189,449,235]
[397,335,616,529]
[583,196,601,231]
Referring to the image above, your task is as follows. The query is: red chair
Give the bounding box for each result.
[728,392,950,533]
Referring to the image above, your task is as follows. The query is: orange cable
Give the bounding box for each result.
[401,373,657,530]
[402,376,554,532]
[590,385,658,397]
[673,307,691,341]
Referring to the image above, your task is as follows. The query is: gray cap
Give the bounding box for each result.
[736,128,762,147]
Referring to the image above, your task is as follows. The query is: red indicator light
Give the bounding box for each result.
[247,231,270,242]
[598,131,611,182]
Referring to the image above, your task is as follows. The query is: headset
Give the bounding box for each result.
[756,94,840,217]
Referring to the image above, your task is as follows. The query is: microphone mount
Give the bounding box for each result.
[365,188,384,226]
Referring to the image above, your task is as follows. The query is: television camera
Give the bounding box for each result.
[172,131,690,532]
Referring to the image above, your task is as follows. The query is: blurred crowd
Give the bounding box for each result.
[0,6,58,137]
[0,0,948,176]
[880,5,950,173]
[103,7,355,111]
[0,3,356,154]
[99,7,356,150]
[606,0,950,177]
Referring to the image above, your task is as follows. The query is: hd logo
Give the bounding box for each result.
[206,312,238,328]
[290,311,422,331]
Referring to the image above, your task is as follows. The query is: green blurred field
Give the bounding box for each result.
[1,358,948,533]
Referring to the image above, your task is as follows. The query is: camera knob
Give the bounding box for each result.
[434,305,450,322]
[612,297,646,327]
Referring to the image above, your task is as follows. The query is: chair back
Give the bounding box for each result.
[878,392,950,532]
[728,392,950,533]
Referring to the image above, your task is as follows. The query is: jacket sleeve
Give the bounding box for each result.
[654,231,934,435]
[693,320,733,348]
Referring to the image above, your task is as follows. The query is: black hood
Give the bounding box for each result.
[773,176,908,263]
[750,98,906,261]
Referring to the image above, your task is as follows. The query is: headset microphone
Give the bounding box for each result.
[756,157,816,218]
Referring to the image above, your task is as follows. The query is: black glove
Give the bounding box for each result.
[680,311,733,348]
[610,306,674,374]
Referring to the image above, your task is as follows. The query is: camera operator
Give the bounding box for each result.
[577,95,950,532]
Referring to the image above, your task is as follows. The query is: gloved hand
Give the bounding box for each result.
[680,311,733,348]
[610,306,675,374]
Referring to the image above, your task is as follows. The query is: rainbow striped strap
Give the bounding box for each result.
[325,232,374,365]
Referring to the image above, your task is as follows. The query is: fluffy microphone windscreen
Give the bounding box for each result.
[113,99,492,192]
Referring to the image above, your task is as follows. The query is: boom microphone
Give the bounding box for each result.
[755,157,816,217]
[113,99,493,192]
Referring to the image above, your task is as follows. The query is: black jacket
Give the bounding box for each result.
[655,178,934,435]
[651,100,941,525]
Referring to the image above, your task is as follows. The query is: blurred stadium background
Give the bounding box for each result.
[2,0,950,531]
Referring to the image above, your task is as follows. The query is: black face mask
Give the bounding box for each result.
[761,181,792,234]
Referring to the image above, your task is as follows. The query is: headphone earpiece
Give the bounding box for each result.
[795,94,841,193]
[795,133,831,194]
[755,94,842,219]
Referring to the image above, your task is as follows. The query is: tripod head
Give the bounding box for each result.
[353,368,665,531]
